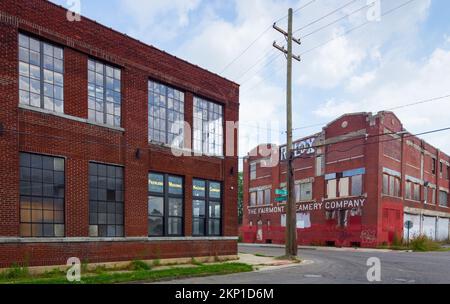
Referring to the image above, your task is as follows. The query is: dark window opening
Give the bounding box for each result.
[19,152,65,237]
[148,173,184,236]
[89,162,124,237]
[192,179,222,236]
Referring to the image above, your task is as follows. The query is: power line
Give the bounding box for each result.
[293,0,359,33]
[219,0,316,74]
[238,0,363,85]
[240,0,418,98]
[233,45,277,81]
[301,1,375,39]
[300,0,417,56]
[291,93,450,132]
[239,52,283,90]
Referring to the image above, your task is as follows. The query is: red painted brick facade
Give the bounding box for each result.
[0,0,239,268]
[242,112,450,248]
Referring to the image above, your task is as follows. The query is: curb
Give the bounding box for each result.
[239,243,398,253]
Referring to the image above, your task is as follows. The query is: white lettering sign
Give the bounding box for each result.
[247,198,366,215]
[280,137,316,161]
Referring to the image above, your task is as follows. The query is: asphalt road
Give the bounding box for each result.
[160,244,450,284]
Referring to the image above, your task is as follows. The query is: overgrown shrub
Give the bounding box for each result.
[409,235,441,252]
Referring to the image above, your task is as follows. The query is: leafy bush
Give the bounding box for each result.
[409,235,441,252]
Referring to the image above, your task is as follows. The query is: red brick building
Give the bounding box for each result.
[0,0,239,267]
[242,111,450,247]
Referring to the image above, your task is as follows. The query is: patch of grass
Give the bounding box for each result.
[274,255,301,262]
[254,253,274,257]
[129,260,151,271]
[151,259,161,267]
[0,263,30,280]
[190,258,203,266]
[0,263,253,284]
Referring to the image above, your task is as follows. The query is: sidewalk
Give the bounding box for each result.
[236,253,312,272]
[239,243,396,253]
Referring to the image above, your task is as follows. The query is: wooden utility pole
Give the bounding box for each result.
[273,8,301,259]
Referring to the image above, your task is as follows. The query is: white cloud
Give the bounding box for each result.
[119,0,201,42]
[313,98,360,118]
[312,47,450,152]
[347,70,376,92]
[116,0,450,155]
[298,33,366,89]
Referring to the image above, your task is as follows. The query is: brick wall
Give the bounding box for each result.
[242,112,450,247]
[0,0,239,267]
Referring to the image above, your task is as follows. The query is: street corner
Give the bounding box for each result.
[237,252,313,272]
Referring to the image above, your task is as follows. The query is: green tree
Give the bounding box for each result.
[237,172,243,225]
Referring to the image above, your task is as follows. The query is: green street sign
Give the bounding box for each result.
[275,189,288,196]
[275,196,287,202]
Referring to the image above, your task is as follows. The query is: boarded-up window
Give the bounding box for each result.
[382,174,389,195]
[339,177,349,197]
[439,191,448,207]
[295,182,312,202]
[264,189,271,205]
[327,179,337,199]
[405,182,412,200]
[351,175,363,196]
[413,184,420,201]
[250,162,256,180]
[389,176,395,196]
[250,192,256,206]
[257,190,264,205]
[315,156,323,176]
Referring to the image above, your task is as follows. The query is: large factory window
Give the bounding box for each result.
[89,163,124,237]
[88,59,121,127]
[19,153,65,237]
[193,97,223,156]
[19,33,64,113]
[148,80,185,148]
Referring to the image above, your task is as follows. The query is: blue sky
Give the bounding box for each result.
[51,0,450,157]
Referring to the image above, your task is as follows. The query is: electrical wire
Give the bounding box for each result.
[293,0,359,33]
[300,0,417,56]
[219,0,317,74]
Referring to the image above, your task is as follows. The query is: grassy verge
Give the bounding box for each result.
[378,235,450,252]
[0,262,253,284]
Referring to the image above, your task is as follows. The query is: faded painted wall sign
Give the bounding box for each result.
[280,137,316,161]
[247,197,367,215]
[324,198,366,210]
